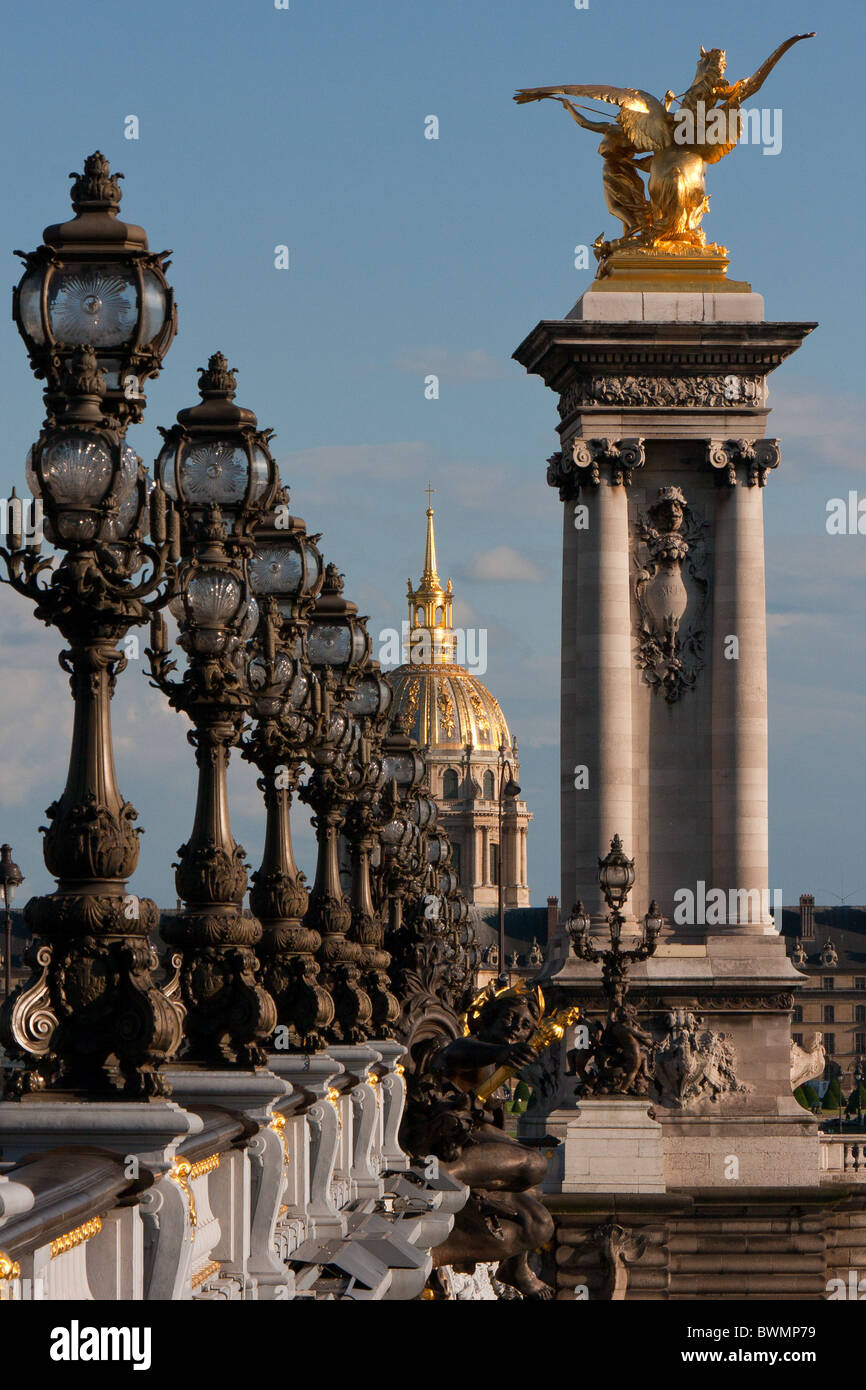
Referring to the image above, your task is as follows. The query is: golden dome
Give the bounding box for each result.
[391,663,511,751]
[391,493,511,752]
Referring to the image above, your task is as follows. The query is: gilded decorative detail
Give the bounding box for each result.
[469,692,490,737]
[191,1260,222,1290]
[0,1253,21,1280]
[436,686,455,736]
[327,1085,343,1130]
[169,1159,197,1229]
[270,1113,290,1169]
[401,679,420,731]
[187,1152,221,1182]
[49,1215,102,1259]
[515,34,814,268]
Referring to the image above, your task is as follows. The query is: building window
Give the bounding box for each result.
[857,978,866,991]
[490,841,499,885]
[823,1005,835,1024]
[792,1033,803,1048]
[451,841,461,882]
[792,1006,803,1023]
[856,1033,866,1054]
[825,1033,836,1054]
[483,770,495,801]
[856,1005,866,1024]
[442,768,459,800]
[822,977,835,991]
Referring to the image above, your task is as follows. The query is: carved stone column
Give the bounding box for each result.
[708,438,780,930]
[550,439,644,917]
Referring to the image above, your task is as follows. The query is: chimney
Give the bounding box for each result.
[799,893,815,940]
[546,895,559,944]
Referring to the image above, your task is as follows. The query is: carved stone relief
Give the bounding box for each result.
[558,374,766,418]
[651,1009,749,1108]
[632,486,709,702]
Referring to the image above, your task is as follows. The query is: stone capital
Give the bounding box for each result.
[707,438,781,487]
[547,436,645,498]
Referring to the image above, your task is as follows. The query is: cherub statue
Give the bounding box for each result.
[402,981,556,1299]
[569,1003,654,1096]
[515,33,814,265]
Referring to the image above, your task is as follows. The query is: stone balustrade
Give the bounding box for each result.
[819,1136,866,1183]
[0,1044,466,1302]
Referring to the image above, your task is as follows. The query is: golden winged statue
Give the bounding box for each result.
[515,33,814,270]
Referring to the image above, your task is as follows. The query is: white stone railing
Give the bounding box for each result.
[819,1136,866,1182]
[0,1044,467,1302]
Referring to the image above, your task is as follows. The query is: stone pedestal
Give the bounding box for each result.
[555,1098,665,1194]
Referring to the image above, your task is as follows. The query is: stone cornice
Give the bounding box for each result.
[513,320,816,403]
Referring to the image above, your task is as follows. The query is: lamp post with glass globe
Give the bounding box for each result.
[0,846,24,1002]
[568,835,662,1008]
[148,354,279,1067]
[342,665,400,1037]
[0,154,181,1098]
[242,500,333,1050]
[299,563,373,1043]
[496,742,522,985]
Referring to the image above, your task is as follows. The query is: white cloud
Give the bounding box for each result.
[468,546,545,583]
[770,383,866,478]
[392,347,515,383]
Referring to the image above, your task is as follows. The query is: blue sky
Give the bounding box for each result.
[0,0,864,910]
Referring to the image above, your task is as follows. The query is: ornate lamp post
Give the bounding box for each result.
[567,835,662,1096]
[0,846,24,1002]
[299,564,372,1042]
[343,665,399,1036]
[496,742,521,985]
[377,715,427,937]
[569,836,660,1005]
[243,504,332,1050]
[148,355,279,1067]
[0,155,181,1098]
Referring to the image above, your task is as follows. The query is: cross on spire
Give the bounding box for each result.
[425,481,435,510]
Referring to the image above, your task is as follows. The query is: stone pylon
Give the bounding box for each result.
[514,266,820,1189]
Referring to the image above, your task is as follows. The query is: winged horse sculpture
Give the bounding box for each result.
[515,34,814,265]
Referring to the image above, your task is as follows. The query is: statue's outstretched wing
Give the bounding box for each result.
[515,84,672,152]
[728,32,815,105]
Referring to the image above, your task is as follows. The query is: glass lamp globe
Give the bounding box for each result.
[306,562,370,674]
[156,355,277,529]
[26,435,140,545]
[13,152,176,424]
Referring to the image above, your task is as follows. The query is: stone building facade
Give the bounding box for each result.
[783,895,866,1089]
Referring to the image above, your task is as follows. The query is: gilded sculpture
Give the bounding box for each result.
[515,33,814,271]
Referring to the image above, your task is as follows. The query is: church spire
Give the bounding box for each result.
[422,488,439,584]
[406,487,456,664]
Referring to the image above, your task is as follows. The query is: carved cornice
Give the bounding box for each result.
[557,988,795,1013]
[513,319,816,405]
[548,437,645,498]
[559,374,766,417]
[707,438,781,487]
